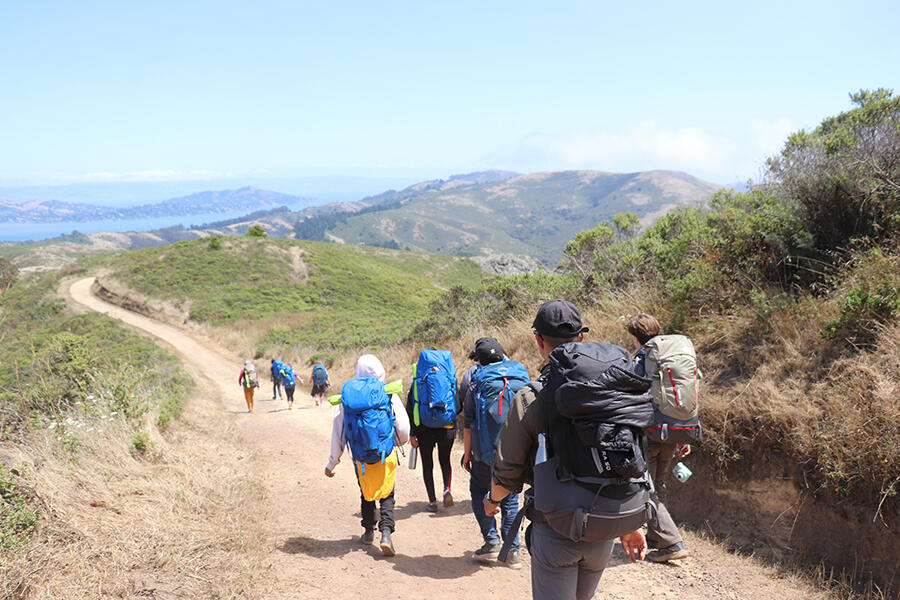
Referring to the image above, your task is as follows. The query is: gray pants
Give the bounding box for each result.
[530,522,614,600]
[646,441,683,547]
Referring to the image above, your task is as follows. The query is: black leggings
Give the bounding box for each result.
[416,427,455,503]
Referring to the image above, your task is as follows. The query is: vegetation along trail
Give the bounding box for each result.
[64,276,829,599]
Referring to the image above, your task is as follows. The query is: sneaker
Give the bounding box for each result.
[443,489,454,507]
[646,542,689,562]
[380,530,395,556]
[474,541,501,562]
[361,529,375,545]
[503,548,523,569]
[426,502,439,513]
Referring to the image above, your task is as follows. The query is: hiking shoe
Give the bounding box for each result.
[474,541,501,562]
[504,548,523,570]
[380,531,395,556]
[646,542,688,562]
[443,489,454,507]
[361,529,375,545]
[426,502,439,513]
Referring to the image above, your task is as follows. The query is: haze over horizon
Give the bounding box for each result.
[2,1,898,189]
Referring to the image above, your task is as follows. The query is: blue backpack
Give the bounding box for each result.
[281,364,296,387]
[472,359,530,464]
[312,364,328,386]
[342,377,395,472]
[271,359,284,380]
[412,350,457,428]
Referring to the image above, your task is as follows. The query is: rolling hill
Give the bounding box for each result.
[289,169,722,265]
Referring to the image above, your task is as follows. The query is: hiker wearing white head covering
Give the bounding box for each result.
[325,354,410,555]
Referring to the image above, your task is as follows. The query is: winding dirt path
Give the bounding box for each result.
[65,277,827,600]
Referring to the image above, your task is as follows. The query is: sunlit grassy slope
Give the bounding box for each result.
[95,237,487,351]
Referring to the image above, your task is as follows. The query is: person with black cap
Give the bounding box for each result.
[483,300,649,600]
[460,337,530,569]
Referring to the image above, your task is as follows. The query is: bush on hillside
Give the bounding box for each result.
[246,224,267,238]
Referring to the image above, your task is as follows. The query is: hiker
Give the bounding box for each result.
[406,349,458,512]
[310,363,330,407]
[627,313,698,563]
[280,362,301,409]
[461,337,529,569]
[271,358,284,400]
[485,300,651,600]
[324,354,410,556]
[238,360,260,412]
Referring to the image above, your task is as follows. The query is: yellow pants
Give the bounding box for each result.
[243,386,255,411]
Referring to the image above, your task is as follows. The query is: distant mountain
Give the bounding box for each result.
[0,186,313,223]
[287,170,723,265]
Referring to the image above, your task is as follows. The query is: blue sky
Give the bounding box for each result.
[1,0,898,186]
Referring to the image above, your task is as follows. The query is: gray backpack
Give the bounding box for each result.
[643,335,702,443]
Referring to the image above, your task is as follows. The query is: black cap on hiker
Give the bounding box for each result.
[532,300,589,338]
[469,337,505,364]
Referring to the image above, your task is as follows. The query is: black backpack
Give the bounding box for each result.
[532,342,656,543]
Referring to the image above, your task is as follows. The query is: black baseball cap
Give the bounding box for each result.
[532,300,589,338]
[468,337,506,364]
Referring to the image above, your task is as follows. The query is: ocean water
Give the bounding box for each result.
[0,210,262,242]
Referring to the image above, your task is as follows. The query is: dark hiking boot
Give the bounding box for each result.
[426,502,439,513]
[646,542,688,562]
[504,548,523,570]
[474,541,501,562]
[380,530,395,556]
[443,489,454,507]
[361,529,375,545]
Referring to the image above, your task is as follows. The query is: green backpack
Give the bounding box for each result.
[643,335,702,442]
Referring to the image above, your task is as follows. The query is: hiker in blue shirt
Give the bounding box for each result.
[271,359,284,401]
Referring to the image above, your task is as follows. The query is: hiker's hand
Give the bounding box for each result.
[324,467,334,478]
[461,452,472,473]
[483,493,501,517]
[676,444,691,459]
[620,530,647,562]
[410,436,419,449]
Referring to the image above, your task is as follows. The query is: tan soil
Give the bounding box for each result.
[64,276,830,600]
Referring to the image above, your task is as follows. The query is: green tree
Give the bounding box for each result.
[246,224,267,238]
[207,236,222,250]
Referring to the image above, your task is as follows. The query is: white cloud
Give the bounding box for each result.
[486,118,798,184]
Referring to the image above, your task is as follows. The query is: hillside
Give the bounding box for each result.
[290,169,721,265]
[0,186,312,223]
[89,237,487,355]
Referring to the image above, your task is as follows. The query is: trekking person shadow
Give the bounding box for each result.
[388,553,483,578]
[277,535,360,558]
[392,500,469,521]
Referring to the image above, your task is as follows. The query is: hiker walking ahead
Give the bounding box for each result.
[325,354,410,556]
[271,358,284,401]
[406,349,458,512]
[238,360,260,413]
[462,337,529,569]
[486,300,650,600]
[280,362,301,410]
[627,313,699,563]
[310,363,330,407]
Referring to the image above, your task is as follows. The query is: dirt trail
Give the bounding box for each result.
[65,277,827,600]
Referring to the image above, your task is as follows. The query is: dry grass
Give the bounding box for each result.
[1,375,267,599]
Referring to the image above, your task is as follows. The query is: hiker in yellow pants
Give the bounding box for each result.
[238,360,260,412]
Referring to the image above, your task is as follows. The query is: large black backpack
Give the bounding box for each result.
[532,342,656,543]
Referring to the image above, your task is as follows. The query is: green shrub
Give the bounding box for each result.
[0,464,40,554]
[246,224,267,238]
[207,236,222,250]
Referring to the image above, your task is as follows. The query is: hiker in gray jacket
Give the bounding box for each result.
[485,300,647,600]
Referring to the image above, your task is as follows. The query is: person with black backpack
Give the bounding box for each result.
[324,354,410,556]
[485,300,650,600]
[461,337,530,569]
[406,349,458,512]
[627,313,697,563]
